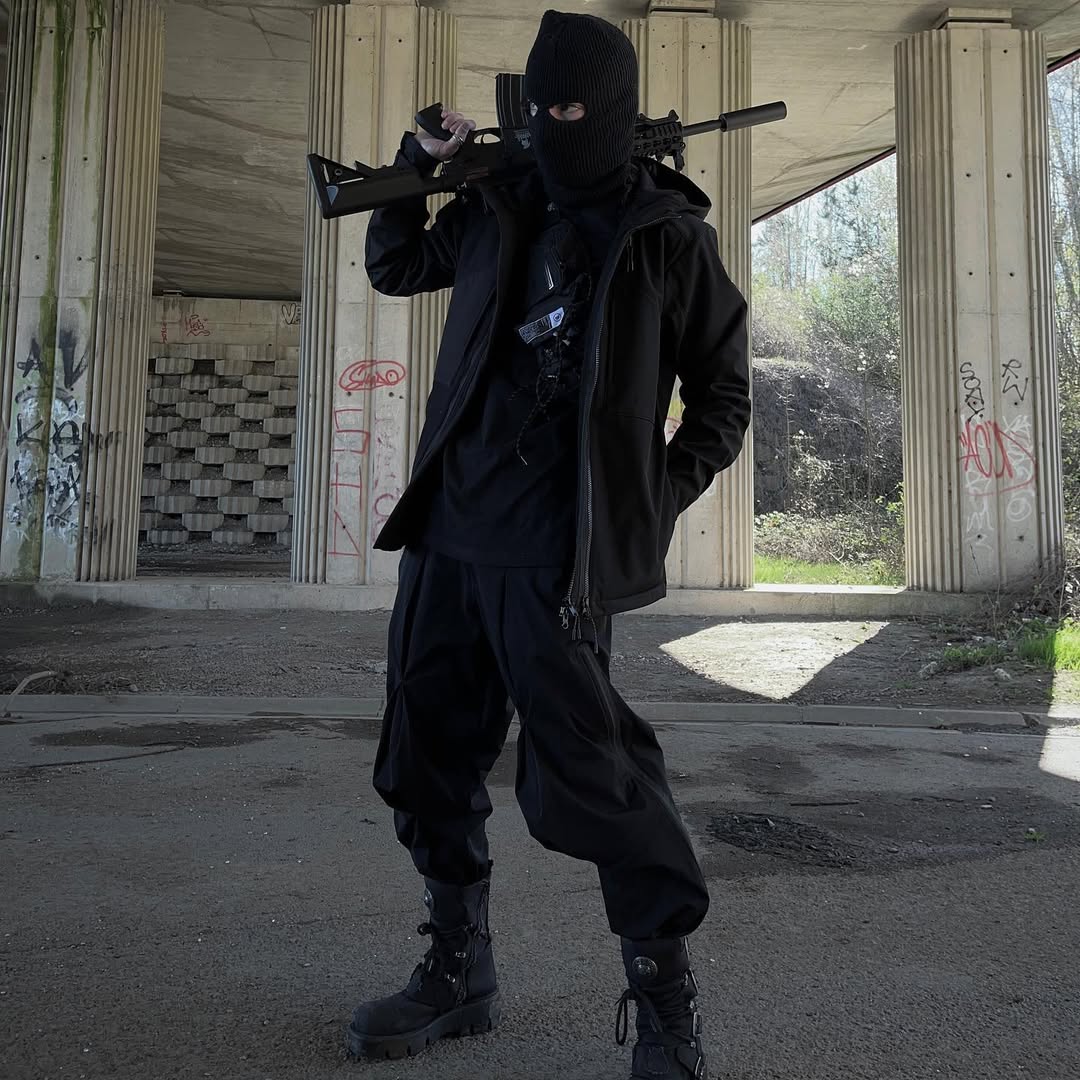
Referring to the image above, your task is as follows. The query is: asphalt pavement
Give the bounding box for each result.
[3,702,1080,1080]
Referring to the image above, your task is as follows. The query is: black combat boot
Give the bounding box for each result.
[346,876,500,1059]
[615,937,707,1079]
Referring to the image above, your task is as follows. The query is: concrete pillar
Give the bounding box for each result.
[624,3,754,589]
[0,0,164,581]
[896,11,1064,591]
[293,1,456,585]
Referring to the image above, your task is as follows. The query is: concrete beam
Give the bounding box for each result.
[648,0,715,14]
[934,8,1015,30]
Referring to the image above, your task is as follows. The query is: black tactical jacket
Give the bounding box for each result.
[366,135,750,620]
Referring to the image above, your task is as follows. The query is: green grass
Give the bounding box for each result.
[939,643,1008,672]
[754,554,904,586]
[1017,622,1080,672]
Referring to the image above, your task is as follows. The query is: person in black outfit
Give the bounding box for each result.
[347,11,750,1080]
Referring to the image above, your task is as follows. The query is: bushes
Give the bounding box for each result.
[1062,405,1080,530]
[804,266,901,393]
[753,358,902,515]
[753,284,810,362]
[755,499,906,583]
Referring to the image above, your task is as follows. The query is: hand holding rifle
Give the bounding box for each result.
[417,108,477,161]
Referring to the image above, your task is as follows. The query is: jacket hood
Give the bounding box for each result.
[480,157,712,227]
[634,158,712,220]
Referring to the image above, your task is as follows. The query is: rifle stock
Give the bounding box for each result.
[307,155,457,220]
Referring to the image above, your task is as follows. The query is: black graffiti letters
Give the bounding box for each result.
[1001,358,1030,404]
[15,412,45,448]
[58,329,89,391]
[16,339,43,378]
[960,361,986,422]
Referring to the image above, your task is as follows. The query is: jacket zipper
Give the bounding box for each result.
[560,216,675,641]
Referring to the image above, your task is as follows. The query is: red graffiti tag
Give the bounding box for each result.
[328,408,370,558]
[373,492,398,529]
[333,408,371,451]
[184,313,211,338]
[339,360,406,393]
[328,459,364,558]
[959,419,1037,494]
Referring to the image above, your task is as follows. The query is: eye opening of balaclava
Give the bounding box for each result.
[524,10,639,208]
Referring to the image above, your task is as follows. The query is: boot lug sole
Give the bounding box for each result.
[345,992,502,1060]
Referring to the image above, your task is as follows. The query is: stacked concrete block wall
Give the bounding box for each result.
[140,298,302,549]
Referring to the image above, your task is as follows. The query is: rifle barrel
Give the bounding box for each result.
[682,100,787,138]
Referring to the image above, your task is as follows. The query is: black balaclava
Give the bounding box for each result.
[524,10,639,208]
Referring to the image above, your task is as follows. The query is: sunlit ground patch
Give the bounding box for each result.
[1039,726,1080,782]
[659,620,886,700]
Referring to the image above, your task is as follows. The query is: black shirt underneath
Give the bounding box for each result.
[421,201,621,568]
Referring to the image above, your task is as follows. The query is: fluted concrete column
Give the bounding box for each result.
[624,5,753,589]
[294,0,456,585]
[0,0,164,582]
[896,13,1063,592]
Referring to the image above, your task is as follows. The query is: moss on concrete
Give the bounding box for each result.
[12,0,78,579]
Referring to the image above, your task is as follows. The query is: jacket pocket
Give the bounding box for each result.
[596,276,662,418]
[588,412,670,606]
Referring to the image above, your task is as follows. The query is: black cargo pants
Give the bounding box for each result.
[372,547,709,940]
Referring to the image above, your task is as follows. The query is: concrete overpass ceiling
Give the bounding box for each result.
[154,0,321,300]
[147,0,1080,298]
[716,0,1080,219]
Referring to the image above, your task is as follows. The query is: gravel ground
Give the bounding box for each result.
[3,599,1077,707]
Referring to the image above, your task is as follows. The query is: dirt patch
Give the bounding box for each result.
[260,770,308,790]
[33,716,338,751]
[6,671,138,695]
[722,746,817,792]
[706,812,898,869]
[692,787,1079,881]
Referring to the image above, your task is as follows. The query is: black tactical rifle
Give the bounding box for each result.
[307,72,786,220]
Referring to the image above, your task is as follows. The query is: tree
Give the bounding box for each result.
[1048,61,1080,525]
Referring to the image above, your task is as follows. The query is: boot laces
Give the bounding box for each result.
[615,985,663,1045]
[614,973,704,1074]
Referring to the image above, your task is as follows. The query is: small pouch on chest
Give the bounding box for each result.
[515,217,592,349]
